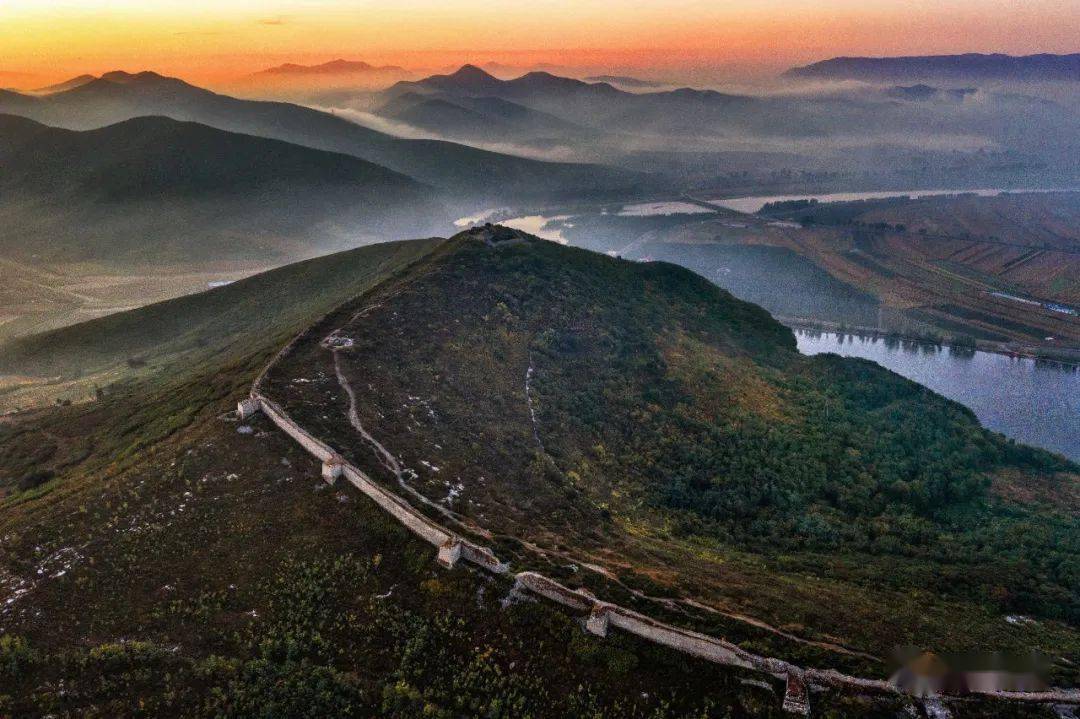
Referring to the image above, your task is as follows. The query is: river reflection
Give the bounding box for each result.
[795,329,1080,462]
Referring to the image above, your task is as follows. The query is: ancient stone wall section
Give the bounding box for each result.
[338,463,452,548]
[608,605,758,670]
[247,381,815,692]
[247,314,1080,715]
[256,395,336,463]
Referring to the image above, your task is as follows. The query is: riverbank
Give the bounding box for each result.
[779,316,1080,368]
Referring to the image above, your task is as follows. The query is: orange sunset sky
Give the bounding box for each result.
[2,0,1079,87]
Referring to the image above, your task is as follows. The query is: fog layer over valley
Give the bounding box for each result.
[313,64,1080,196]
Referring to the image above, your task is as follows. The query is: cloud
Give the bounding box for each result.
[259,17,287,26]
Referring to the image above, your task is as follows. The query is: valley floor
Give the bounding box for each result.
[0,257,268,343]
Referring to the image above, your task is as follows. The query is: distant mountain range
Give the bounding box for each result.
[378,65,777,139]
[385,64,625,102]
[786,53,1080,82]
[377,90,594,144]
[31,74,96,94]
[367,63,1080,184]
[0,114,446,264]
[584,75,664,88]
[0,70,648,205]
[255,59,407,76]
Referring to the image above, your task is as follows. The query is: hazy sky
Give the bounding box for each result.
[3,0,1078,85]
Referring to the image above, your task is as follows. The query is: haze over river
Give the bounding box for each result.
[796,330,1080,462]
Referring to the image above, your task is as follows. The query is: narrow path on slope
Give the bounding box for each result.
[328,335,878,662]
[524,351,545,453]
[330,344,491,539]
[678,598,880,662]
[251,298,1080,712]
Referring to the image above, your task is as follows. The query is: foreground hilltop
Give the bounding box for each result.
[2,237,784,718]
[0,229,1076,716]
[264,227,1079,683]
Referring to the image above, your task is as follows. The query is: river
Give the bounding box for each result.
[795,329,1080,462]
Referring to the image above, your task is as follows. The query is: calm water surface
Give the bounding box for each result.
[796,330,1080,462]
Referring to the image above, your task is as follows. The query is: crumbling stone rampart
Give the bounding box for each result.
[244,312,1080,716]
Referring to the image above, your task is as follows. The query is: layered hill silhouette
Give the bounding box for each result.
[255,59,408,76]
[0,114,448,264]
[31,74,96,94]
[786,53,1080,82]
[379,63,1080,158]
[0,71,648,204]
[378,90,594,144]
[378,64,770,138]
[376,64,1007,143]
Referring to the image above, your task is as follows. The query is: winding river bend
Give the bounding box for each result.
[795,330,1080,462]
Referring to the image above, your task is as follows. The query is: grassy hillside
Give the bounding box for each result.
[0,306,777,719]
[0,114,449,265]
[264,227,1079,684]
[0,238,977,718]
[0,239,441,411]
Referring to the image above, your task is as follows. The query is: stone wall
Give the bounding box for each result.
[247,317,1080,716]
[255,396,336,463]
[249,385,804,688]
[338,463,452,548]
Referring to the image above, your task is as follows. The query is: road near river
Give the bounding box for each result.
[795,329,1080,462]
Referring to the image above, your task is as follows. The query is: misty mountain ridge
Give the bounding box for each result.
[786,52,1080,82]
[0,114,422,199]
[256,59,408,76]
[31,74,97,94]
[0,69,649,205]
[386,64,629,103]
[379,64,779,139]
[377,90,595,143]
[0,114,448,264]
[585,75,666,88]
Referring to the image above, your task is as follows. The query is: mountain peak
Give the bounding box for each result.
[459,223,534,246]
[256,59,403,75]
[59,70,203,98]
[323,59,370,70]
[449,64,498,81]
[33,74,97,94]
[512,71,593,90]
[100,70,167,84]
